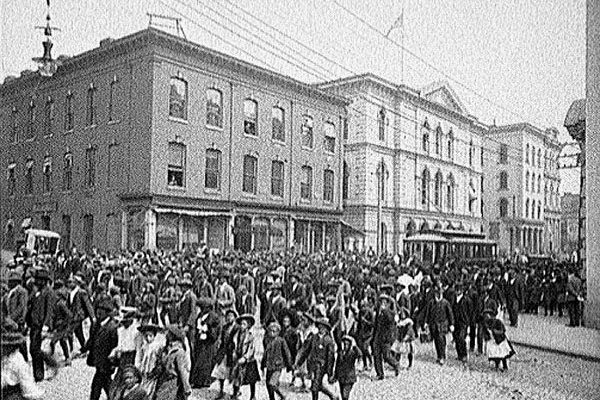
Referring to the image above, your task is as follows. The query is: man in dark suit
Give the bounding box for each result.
[295,318,337,400]
[372,294,398,380]
[505,269,522,327]
[4,271,29,360]
[288,272,308,312]
[235,284,254,315]
[424,286,454,365]
[26,267,58,381]
[68,274,96,352]
[85,297,119,400]
[178,278,198,352]
[451,283,472,362]
[566,270,583,327]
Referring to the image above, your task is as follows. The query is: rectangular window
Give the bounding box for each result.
[83,214,94,252]
[301,115,313,148]
[300,165,312,200]
[10,108,18,143]
[323,169,334,203]
[469,141,473,166]
[169,77,187,120]
[206,88,223,128]
[85,147,96,188]
[107,144,119,188]
[108,77,119,122]
[7,163,16,196]
[205,149,222,190]
[242,155,257,194]
[499,144,508,164]
[25,159,34,195]
[65,92,74,131]
[44,98,54,137]
[342,117,348,140]
[272,106,285,142]
[27,100,35,140]
[243,99,258,136]
[62,215,71,251]
[167,142,185,187]
[43,157,52,193]
[323,121,336,153]
[271,160,284,197]
[63,153,73,191]
[86,87,96,126]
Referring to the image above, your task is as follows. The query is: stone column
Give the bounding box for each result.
[227,215,235,248]
[322,222,326,251]
[288,218,295,249]
[121,210,128,251]
[145,209,156,251]
[178,216,184,251]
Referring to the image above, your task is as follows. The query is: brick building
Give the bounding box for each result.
[318,74,486,253]
[483,123,561,257]
[0,28,347,253]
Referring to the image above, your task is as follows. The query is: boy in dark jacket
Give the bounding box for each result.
[262,322,292,400]
[333,336,362,400]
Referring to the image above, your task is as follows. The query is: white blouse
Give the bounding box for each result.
[1,351,45,399]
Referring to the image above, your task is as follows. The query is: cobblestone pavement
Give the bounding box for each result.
[38,334,600,400]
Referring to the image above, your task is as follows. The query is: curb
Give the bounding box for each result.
[510,340,600,363]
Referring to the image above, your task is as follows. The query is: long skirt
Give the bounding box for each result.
[231,359,261,387]
[190,340,217,387]
[211,357,230,381]
[154,376,186,400]
[486,339,515,360]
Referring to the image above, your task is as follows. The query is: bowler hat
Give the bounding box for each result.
[33,268,51,281]
[138,324,163,334]
[8,271,22,282]
[236,313,255,327]
[315,317,331,331]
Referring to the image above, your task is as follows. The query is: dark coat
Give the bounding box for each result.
[424,297,454,334]
[5,285,28,328]
[288,282,308,311]
[178,290,198,328]
[26,286,56,329]
[334,345,362,384]
[114,385,148,400]
[296,333,336,377]
[452,295,472,329]
[373,308,396,345]
[86,318,119,372]
[235,292,255,316]
[261,335,292,371]
[70,288,95,322]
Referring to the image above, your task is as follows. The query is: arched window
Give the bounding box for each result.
[25,159,34,195]
[525,144,529,164]
[435,126,442,156]
[378,108,386,141]
[499,171,508,189]
[243,99,258,136]
[537,149,542,167]
[499,198,509,218]
[242,155,258,194]
[447,129,454,159]
[342,161,349,200]
[378,161,386,202]
[434,170,443,208]
[421,168,430,208]
[300,165,312,200]
[169,77,188,120]
[537,203,541,219]
[525,171,530,191]
[446,174,455,212]
[205,149,222,190]
[301,114,314,148]
[525,199,530,219]
[63,153,73,191]
[43,157,52,193]
[421,121,430,153]
[86,85,96,126]
[469,140,474,165]
[272,106,285,142]
[206,88,223,128]
[537,175,541,193]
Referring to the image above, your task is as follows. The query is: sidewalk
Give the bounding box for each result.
[506,313,600,361]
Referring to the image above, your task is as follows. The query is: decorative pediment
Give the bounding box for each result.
[421,81,468,115]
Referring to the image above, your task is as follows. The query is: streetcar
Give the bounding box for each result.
[403,229,497,266]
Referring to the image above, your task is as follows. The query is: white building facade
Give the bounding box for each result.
[319,74,486,254]
[483,124,561,257]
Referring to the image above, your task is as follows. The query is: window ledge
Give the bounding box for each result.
[206,124,224,132]
[270,195,284,201]
[107,119,121,125]
[243,133,258,139]
[84,124,98,130]
[169,116,189,125]
[204,188,222,194]
[300,198,312,204]
[272,139,286,145]
[241,192,257,199]
[167,185,186,191]
[301,146,314,151]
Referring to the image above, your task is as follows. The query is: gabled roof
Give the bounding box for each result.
[420,80,468,115]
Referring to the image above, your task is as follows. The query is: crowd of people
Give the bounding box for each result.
[0,244,587,400]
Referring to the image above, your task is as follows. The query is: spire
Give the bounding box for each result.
[33,0,60,77]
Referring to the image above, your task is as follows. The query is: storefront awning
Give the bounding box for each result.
[154,207,232,218]
[341,220,365,236]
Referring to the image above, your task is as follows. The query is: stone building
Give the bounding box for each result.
[0,28,347,253]
[560,192,580,257]
[318,74,486,253]
[483,123,561,257]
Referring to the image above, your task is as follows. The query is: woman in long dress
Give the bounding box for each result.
[135,324,164,398]
[483,309,515,371]
[212,309,239,399]
[231,314,260,400]
[153,325,192,400]
[190,298,221,388]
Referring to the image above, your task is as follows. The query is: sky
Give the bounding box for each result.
[0,0,586,193]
